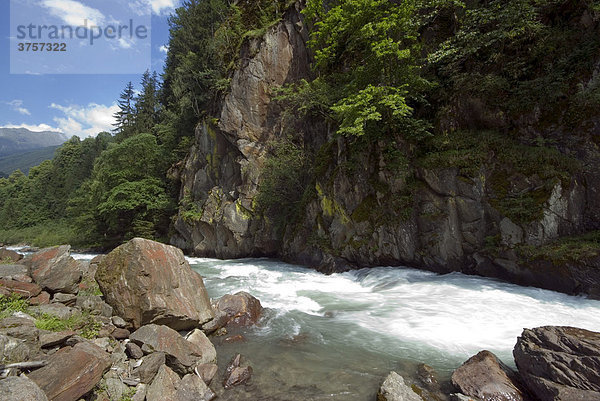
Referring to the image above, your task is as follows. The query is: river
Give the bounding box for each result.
[172,257,600,400]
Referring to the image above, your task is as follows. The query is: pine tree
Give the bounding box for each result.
[113,81,136,139]
[134,70,160,134]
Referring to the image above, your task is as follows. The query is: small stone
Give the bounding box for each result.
[196,363,218,385]
[32,303,74,320]
[52,293,77,306]
[223,354,252,389]
[111,327,130,340]
[29,291,50,305]
[378,371,422,401]
[126,342,144,359]
[112,316,128,328]
[185,329,217,364]
[222,334,246,344]
[40,330,75,348]
[132,384,147,401]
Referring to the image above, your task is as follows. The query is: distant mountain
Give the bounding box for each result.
[0,146,60,177]
[0,128,68,157]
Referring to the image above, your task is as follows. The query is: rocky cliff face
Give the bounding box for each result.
[172,2,600,298]
[171,3,312,258]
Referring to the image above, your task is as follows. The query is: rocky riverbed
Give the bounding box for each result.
[0,239,599,400]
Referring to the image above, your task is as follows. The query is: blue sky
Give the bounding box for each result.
[0,0,180,137]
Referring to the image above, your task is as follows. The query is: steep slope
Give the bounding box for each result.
[171,1,600,298]
[0,128,67,157]
[0,146,60,176]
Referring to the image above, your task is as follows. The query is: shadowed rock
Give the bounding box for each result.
[514,326,600,401]
[95,238,213,330]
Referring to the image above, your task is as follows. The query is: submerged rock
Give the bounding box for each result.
[95,238,213,330]
[223,354,253,389]
[451,350,527,401]
[203,291,262,333]
[377,371,422,401]
[514,326,600,401]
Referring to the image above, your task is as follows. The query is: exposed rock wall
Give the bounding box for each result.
[172,2,600,298]
[171,3,311,258]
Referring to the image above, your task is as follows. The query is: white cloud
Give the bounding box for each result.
[39,0,106,27]
[150,0,178,15]
[0,123,62,132]
[50,102,119,137]
[159,45,168,53]
[6,100,31,116]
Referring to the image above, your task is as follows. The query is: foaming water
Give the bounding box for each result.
[188,258,600,399]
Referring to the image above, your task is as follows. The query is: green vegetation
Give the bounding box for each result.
[1,0,598,256]
[0,295,101,339]
[517,231,600,264]
[0,146,59,177]
[34,311,101,339]
[0,295,29,319]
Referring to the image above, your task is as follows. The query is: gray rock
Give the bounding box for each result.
[126,342,144,359]
[0,334,39,363]
[451,350,527,401]
[133,352,166,384]
[185,329,217,364]
[196,363,218,385]
[0,376,48,401]
[0,264,28,279]
[146,364,180,401]
[112,315,128,328]
[177,374,216,401]
[132,383,147,401]
[52,292,77,306]
[450,394,482,401]
[32,303,74,320]
[377,371,422,401]
[39,330,75,348]
[75,295,113,317]
[514,326,600,401]
[130,324,205,375]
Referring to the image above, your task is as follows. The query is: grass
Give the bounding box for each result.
[0,220,83,248]
[0,295,102,339]
[0,294,29,319]
[517,231,600,264]
[34,311,102,339]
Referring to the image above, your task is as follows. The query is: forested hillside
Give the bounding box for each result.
[2,0,600,294]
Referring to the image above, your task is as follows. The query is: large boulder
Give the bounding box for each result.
[28,342,111,401]
[0,376,48,401]
[24,246,82,294]
[203,291,262,333]
[0,279,42,298]
[95,238,213,330]
[377,371,422,401]
[451,350,527,401]
[514,326,600,401]
[129,324,205,374]
[0,248,23,263]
